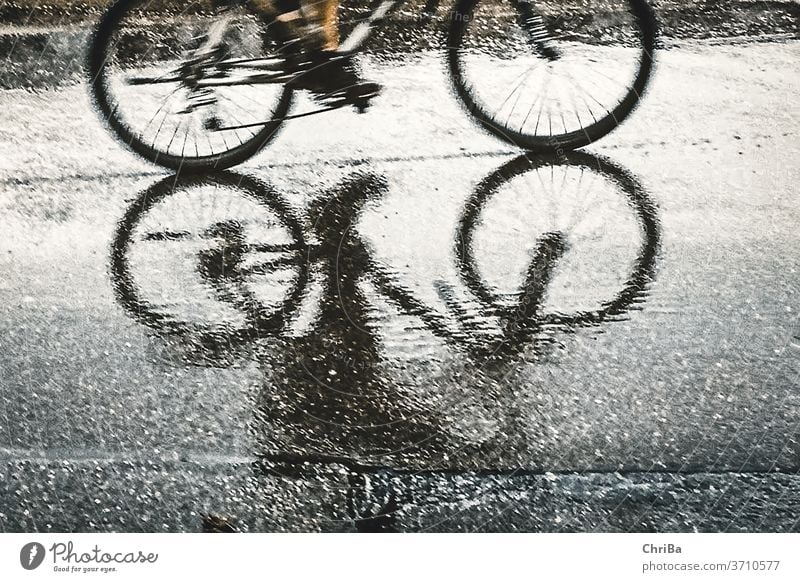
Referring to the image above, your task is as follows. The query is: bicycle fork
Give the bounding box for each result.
[512,0,562,61]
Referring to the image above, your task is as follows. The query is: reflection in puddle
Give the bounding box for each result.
[109,152,660,530]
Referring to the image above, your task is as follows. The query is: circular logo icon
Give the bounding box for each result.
[20,542,46,570]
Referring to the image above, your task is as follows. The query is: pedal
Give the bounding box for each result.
[309,89,350,109]
[352,91,378,113]
[352,85,380,113]
[311,88,378,113]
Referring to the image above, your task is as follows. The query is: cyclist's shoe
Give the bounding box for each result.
[288,51,381,112]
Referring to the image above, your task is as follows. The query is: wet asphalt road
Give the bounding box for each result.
[0,38,799,532]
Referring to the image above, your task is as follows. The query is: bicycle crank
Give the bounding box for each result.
[208,86,380,133]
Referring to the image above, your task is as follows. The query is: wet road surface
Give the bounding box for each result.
[0,39,799,531]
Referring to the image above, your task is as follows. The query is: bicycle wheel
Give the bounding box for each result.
[455,151,660,331]
[89,0,293,171]
[447,0,657,151]
[110,171,309,363]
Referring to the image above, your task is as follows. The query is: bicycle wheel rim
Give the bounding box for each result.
[455,151,660,329]
[447,0,657,151]
[88,0,293,171]
[110,171,310,348]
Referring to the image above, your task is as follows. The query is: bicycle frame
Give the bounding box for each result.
[128,0,416,90]
[337,0,406,54]
[123,0,564,131]
[111,153,660,367]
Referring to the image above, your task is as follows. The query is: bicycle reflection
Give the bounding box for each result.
[111,154,659,358]
[109,152,661,529]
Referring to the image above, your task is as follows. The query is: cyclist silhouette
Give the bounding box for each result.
[108,155,661,530]
[251,172,445,460]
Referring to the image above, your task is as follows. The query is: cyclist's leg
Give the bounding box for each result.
[298,0,340,50]
[249,0,332,51]
[249,0,307,48]
[322,0,340,49]
[251,0,380,100]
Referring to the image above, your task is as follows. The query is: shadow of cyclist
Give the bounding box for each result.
[251,171,447,466]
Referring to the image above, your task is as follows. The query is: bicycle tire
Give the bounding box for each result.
[447,0,657,152]
[88,0,293,171]
[110,171,309,353]
[455,151,660,329]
